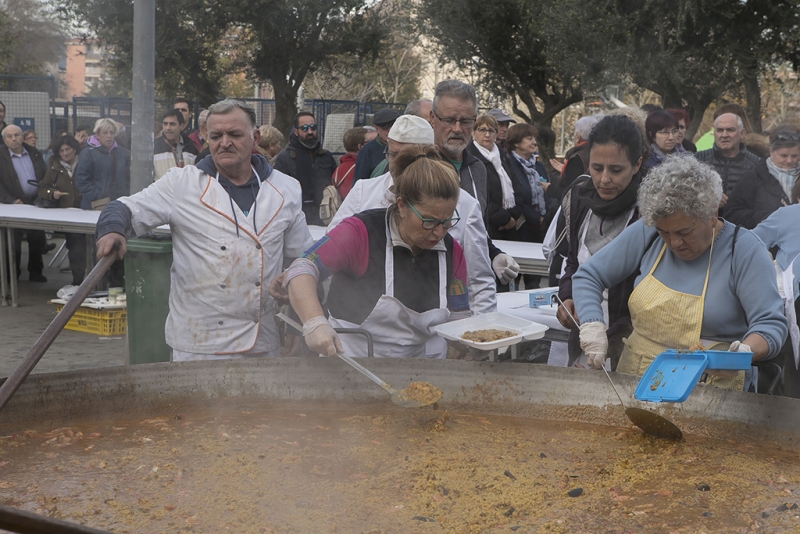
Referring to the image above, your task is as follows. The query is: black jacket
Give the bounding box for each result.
[273,136,336,226]
[39,155,82,208]
[725,159,791,229]
[466,142,523,240]
[506,153,546,239]
[0,142,47,204]
[695,143,761,197]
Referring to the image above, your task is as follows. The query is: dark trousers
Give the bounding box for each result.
[12,228,46,278]
[64,232,87,285]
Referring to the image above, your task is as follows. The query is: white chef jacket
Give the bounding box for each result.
[328,171,496,314]
[119,164,312,355]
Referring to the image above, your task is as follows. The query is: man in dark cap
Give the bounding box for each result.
[487,108,516,153]
[352,107,401,185]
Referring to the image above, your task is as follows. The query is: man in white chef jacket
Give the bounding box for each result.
[95,99,313,360]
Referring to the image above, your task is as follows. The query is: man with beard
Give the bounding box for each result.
[274,112,336,226]
[429,80,519,290]
[429,79,488,213]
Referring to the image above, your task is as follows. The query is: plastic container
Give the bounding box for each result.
[634,352,707,403]
[55,304,127,336]
[124,236,173,364]
[434,312,548,350]
[528,287,559,309]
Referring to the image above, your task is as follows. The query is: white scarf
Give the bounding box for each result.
[766,157,800,200]
[473,140,515,209]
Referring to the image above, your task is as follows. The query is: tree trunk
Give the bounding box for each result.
[743,70,763,134]
[271,78,298,137]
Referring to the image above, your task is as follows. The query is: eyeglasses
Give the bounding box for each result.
[299,124,318,132]
[656,129,679,137]
[433,112,476,128]
[383,146,398,162]
[475,127,497,135]
[407,201,460,230]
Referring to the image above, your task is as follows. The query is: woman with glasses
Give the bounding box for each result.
[665,108,697,153]
[285,144,470,359]
[725,129,800,229]
[466,114,523,241]
[573,156,786,392]
[644,110,689,169]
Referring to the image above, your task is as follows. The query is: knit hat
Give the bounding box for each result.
[388,115,434,144]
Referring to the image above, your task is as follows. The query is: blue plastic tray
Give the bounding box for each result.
[634,352,708,403]
[705,350,752,370]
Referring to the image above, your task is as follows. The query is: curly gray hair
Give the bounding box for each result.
[638,155,723,226]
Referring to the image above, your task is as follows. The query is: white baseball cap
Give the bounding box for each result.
[388,115,434,144]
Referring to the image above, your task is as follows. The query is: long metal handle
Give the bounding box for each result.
[553,294,626,407]
[335,352,395,394]
[276,313,395,394]
[0,254,116,412]
[0,502,111,533]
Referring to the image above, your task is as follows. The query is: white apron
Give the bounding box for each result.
[328,223,451,358]
[777,257,800,369]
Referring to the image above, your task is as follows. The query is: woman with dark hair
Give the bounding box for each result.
[38,135,86,285]
[285,144,470,359]
[644,110,686,169]
[466,114,523,240]
[665,108,696,153]
[726,129,800,229]
[556,115,645,369]
[505,122,548,242]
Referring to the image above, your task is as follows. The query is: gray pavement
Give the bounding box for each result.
[0,237,127,377]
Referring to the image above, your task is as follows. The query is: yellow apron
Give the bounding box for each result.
[617,236,745,391]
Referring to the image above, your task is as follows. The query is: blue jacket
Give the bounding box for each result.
[74,141,131,209]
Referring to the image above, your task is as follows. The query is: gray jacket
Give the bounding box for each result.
[695,143,761,197]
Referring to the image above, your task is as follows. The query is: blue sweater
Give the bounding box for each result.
[74,143,131,209]
[573,219,788,358]
[753,203,800,300]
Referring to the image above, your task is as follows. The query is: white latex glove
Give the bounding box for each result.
[492,253,520,285]
[302,316,343,357]
[579,321,608,370]
[729,340,752,354]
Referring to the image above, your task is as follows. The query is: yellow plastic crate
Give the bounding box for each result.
[55,304,127,336]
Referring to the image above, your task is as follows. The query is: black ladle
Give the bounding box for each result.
[554,295,683,440]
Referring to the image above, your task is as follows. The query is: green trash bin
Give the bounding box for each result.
[124,236,173,364]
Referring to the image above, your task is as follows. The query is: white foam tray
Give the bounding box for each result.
[434,312,548,350]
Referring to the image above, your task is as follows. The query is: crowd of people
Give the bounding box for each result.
[2,81,799,397]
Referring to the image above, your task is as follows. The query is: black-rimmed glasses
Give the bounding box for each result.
[407,201,460,230]
[433,112,476,128]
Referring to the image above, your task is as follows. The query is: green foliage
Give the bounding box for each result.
[228,0,389,133]
[0,0,64,75]
[419,0,614,158]
[56,0,232,103]
[303,0,422,104]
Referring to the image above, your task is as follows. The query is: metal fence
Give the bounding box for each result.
[0,75,57,152]
[50,96,404,155]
